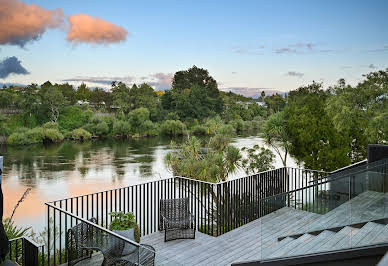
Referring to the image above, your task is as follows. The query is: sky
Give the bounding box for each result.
[1,0,388,95]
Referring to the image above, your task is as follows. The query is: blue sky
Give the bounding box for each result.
[1,0,388,93]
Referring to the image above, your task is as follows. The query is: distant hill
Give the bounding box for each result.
[220,87,288,99]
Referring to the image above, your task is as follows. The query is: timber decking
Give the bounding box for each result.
[65,190,388,266]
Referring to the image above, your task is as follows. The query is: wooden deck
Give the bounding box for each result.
[66,190,388,266]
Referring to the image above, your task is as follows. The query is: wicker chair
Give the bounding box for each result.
[66,218,155,266]
[159,198,195,242]
[66,218,99,266]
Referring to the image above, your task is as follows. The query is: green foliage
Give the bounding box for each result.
[108,212,141,242]
[285,82,349,171]
[109,212,137,230]
[264,93,286,113]
[166,135,241,182]
[262,111,291,166]
[84,116,110,137]
[112,120,131,137]
[160,120,186,136]
[204,116,223,135]
[241,145,275,174]
[8,124,63,145]
[140,120,159,137]
[58,106,93,133]
[216,124,236,136]
[129,107,150,131]
[191,125,207,136]
[76,83,91,101]
[229,118,244,132]
[165,66,224,120]
[68,128,92,141]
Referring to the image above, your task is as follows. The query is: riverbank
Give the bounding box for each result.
[1,134,296,234]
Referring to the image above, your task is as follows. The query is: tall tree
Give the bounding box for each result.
[40,87,66,123]
[76,83,91,102]
[111,82,130,114]
[285,82,349,171]
[168,66,224,120]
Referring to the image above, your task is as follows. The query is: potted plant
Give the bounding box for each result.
[109,212,140,255]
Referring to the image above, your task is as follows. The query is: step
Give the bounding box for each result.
[369,224,388,244]
[310,226,354,253]
[352,222,386,247]
[291,230,336,256]
[262,237,294,259]
[268,233,315,259]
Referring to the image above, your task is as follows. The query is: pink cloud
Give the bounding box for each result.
[67,14,128,44]
[0,0,64,47]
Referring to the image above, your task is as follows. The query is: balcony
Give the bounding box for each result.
[7,157,388,265]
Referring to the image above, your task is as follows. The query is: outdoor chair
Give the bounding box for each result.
[159,198,196,242]
[66,218,155,266]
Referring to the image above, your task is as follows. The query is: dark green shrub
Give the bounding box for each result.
[112,120,131,137]
[160,120,186,136]
[140,120,158,136]
[69,128,92,141]
[216,124,236,136]
[191,125,207,136]
[229,118,244,132]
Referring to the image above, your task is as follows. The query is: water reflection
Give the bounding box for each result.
[0,134,296,233]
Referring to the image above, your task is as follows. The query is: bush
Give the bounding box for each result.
[160,120,186,136]
[112,120,131,137]
[42,122,59,130]
[8,126,63,145]
[8,132,29,145]
[229,118,244,132]
[191,125,207,136]
[25,127,45,143]
[95,122,109,136]
[69,128,92,141]
[217,124,236,136]
[140,120,159,137]
[58,106,92,132]
[42,128,64,142]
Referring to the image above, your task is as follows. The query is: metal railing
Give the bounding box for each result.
[44,167,327,265]
[7,236,44,266]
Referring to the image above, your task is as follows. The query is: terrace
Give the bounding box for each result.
[6,146,388,266]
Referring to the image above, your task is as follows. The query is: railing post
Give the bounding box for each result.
[22,238,39,266]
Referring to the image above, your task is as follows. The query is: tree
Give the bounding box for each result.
[326,70,388,161]
[76,83,91,102]
[165,134,241,182]
[111,82,130,114]
[57,83,77,105]
[241,145,275,174]
[129,83,161,121]
[262,111,291,167]
[285,82,349,171]
[90,88,108,108]
[18,84,40,126]
[168,66,224,120]
[40,87,66,123]
[264,93,286,113]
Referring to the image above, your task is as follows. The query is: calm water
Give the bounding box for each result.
[1,134,297,233]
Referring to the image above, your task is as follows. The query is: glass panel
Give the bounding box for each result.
[350,161,388,248]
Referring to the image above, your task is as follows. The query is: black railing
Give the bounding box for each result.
[7,236,44,266]
[44,167,327,265]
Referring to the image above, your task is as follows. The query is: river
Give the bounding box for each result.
[0,134,297,233]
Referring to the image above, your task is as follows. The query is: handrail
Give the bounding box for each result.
[260,158,388,203]
[48,177,176,204]
[45,202,151,251]
[9,236,44,248]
